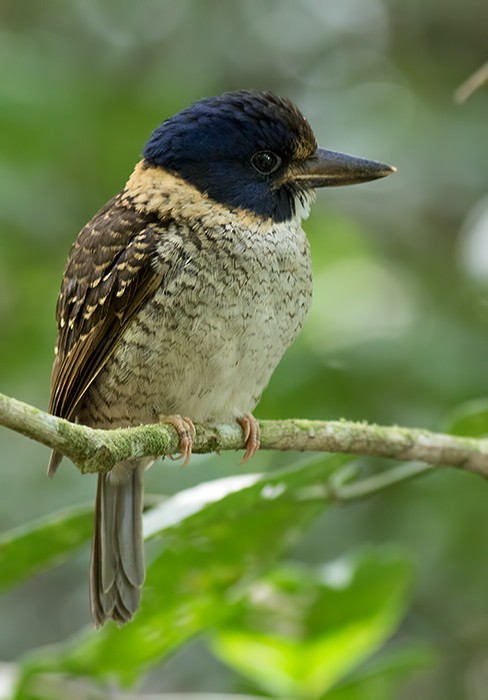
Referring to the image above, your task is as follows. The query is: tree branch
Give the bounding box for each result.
[1,391,488,478]
[454,61,488,103]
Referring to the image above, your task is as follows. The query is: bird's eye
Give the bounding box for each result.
[251,151,282,175]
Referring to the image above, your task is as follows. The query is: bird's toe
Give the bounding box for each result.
[159,414,196,466]
[238,413,261,463]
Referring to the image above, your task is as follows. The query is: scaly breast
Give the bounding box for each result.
[81,218,312,428]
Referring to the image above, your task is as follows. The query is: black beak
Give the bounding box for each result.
[293,147,396,188]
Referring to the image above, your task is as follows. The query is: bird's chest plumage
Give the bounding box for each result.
[84,216,312,427]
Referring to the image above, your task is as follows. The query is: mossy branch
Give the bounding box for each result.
[2,392,488,482]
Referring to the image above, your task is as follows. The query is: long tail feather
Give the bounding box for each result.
[90,462,146,626]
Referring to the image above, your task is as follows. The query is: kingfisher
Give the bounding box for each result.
[48,90,394,626]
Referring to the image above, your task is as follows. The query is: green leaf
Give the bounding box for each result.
[0,505,92,591]
[443,398,488,437]
[17,454,351,688]
[324,643,435,700]
[210,550,413,700]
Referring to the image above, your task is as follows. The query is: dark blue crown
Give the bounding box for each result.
[143,90,317,222]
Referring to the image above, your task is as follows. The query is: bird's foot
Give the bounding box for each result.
[237,412,261,463]
[159,414,196,466]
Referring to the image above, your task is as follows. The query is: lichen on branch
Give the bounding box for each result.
[1,391,488,479]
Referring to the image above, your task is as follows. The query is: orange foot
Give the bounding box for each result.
[159,414,196,466]
[237,412,261,463]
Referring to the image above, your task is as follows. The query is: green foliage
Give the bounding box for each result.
[210,552,413,699]
[6,457,431,699]
[323,645,436,700]
[15,457,343,686]
[444,398,488,437]
[0,506,92,591]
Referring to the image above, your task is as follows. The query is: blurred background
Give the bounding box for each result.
[0,0,487,698]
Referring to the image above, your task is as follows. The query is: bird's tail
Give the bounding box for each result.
[90,462,146,626]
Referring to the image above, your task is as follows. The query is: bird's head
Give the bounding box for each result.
[143,90,394,223]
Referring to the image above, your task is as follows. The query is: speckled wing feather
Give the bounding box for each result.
[49,193,164,424]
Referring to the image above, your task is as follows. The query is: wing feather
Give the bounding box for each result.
[49,194,164,421]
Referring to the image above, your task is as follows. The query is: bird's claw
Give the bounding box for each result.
[238,413,260,463]
[159,414,196,466]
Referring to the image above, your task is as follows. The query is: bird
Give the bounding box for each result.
[48,89,395,627]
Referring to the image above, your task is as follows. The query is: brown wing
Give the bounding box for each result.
[49,193,164,421]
